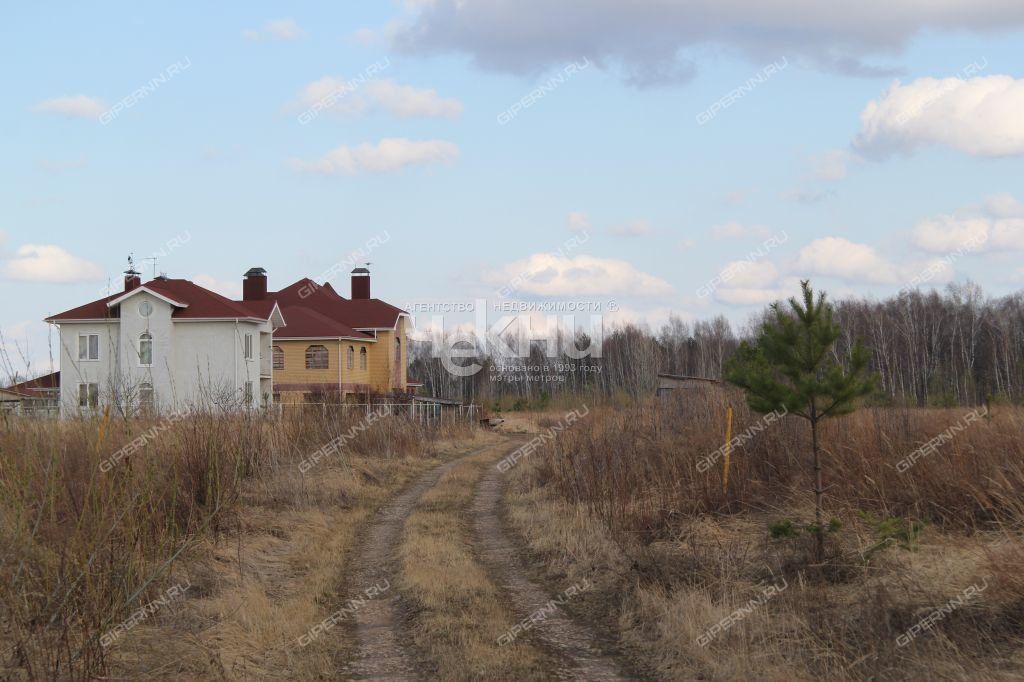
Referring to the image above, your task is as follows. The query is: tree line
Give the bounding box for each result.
[409,283,1024,408]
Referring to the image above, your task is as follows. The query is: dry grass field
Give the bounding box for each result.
[2,392,1022,680]
[504,389,1024,680]
[0,408,478,680]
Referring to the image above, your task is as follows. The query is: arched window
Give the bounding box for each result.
[395,337,401,364]
[359,347,367,370]
[139,332,153,366]
[139,382,154,409]
[272,345,284,370]
[347,346,355,369]
[305,344,328,369]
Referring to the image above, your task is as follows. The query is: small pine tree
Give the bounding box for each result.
[725,280,876,562]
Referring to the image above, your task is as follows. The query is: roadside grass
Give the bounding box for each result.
[503,397,1024,680]
[0,410,476,679]
[398,443,560,681]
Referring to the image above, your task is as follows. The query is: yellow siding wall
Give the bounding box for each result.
[272,319,406,402]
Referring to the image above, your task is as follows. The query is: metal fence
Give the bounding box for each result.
[275,402,479,426]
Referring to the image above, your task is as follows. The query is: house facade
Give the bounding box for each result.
[239,267,409,403]
[46,268,285,415]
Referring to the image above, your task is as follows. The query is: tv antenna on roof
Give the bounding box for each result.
[142,257,158,279]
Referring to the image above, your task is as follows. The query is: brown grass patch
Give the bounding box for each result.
[0,410,475,679]
[505,397,1024,680]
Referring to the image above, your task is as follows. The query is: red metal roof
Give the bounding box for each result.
[269,278,406,331]
[4,370,60,397]
[272,306,372,339]
[46,279,281,322]
[7,370,60,391]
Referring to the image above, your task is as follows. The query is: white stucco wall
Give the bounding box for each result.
[55,289,274,415]
[57,321,119,414]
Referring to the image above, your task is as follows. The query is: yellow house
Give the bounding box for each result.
[239,267,408,403]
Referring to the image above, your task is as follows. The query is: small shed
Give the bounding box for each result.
[656,373,721,399]
[0,388,26,413]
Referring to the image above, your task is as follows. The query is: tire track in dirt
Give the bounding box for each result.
[472,443,631,681]
[340,442,496,680]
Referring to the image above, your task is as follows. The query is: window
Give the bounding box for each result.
[305,344,328,369]
[78,383,99,408]
[272,345,284,370]
[78,334,99,361]
[347,346,355,369]
[138,332,153,366]
[139,382,154,409]
[244,333,254,360]
[359,347,367,370]
[243,381,254,406]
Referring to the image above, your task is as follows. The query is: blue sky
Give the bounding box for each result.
[3,2,1024,375]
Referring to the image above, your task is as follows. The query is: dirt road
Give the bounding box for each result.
[340,436,632,680]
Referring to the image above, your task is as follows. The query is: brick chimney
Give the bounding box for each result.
[124,267,141,292]
[351,266,370,299]
[243,267,267,301]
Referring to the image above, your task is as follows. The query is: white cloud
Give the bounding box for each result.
[912,216,991,253]
[32,95,106,120]
[194,275,243,299]
[567,211,589,232]
[608,220,653,237]
[718,260,779,289]
[711,222,770,240]
[794,237,901,284]
[391,1,1024,85]
[912,195,1024,253]
[804,149,851,181]
[985,193,1024,218]
[856,75,1024,157]
[676,238,695,252]
[488,254,673,297]
[2,245,104,283]
[244,19,304,41]
[715,284,797,306]
[288,138,459,175]
[294,77,462,119]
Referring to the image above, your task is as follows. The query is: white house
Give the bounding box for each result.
[46,266,285,415]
